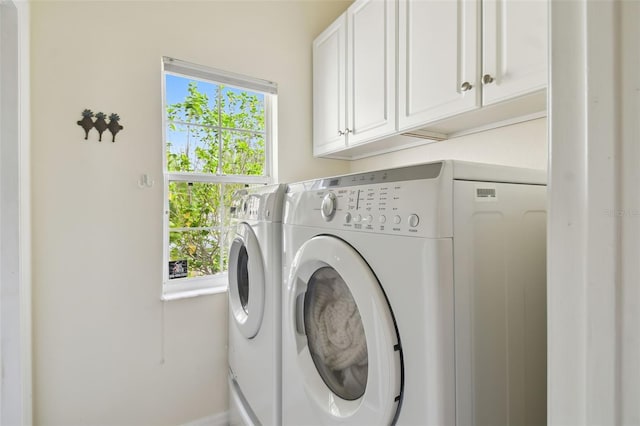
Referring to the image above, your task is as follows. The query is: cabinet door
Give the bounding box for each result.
[346,0,396,146]
[313,15,347,156]
[398,0,480,131]
[482,0,548,105]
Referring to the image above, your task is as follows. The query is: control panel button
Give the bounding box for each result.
[353,214,362,223]
[363,215,373,223]
[344,213,352,223]
[321,192,337,221]
[408,214,420,228]
[393,215,401,224]
[379,215,387,224]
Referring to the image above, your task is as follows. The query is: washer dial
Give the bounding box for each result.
[321,192,337,221]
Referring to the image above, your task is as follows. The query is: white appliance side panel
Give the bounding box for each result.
[450,160,546,185]
[453,180,547,426]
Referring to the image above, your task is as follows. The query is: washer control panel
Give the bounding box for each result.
[285,162,449,237]
[314,184,426,235]
[229,184,286,222]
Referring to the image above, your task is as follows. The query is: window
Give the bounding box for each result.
[162,57,276,299]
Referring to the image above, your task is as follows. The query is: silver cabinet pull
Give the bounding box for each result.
[338,130,345,136]
[345,128,352,134]
[460,81,473,91]
[483,74,495,84]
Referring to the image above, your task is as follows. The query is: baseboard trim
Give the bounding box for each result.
[181,411,229,426]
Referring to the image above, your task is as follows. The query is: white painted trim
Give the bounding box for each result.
[18,1,32,423]
[164,56,277,94]
[0,1,32,424]
[161,284,227,301]
[548,0,640,424]
[181,412,229,426]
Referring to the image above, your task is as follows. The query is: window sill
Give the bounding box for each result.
[162,274,228,301]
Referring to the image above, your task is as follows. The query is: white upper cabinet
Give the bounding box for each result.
[313,15,347,156]
[347,0,396,146]
[313,0,548,159]
[398,0,480,130]
[313,0,396,157]
[398,0,547,133]
[482,0,548,105]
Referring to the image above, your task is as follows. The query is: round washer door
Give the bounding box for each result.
[288,235,402,424]
[228,223,265,339]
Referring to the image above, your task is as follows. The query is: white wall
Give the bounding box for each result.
[30,1,349,424]
[349,118,547,173]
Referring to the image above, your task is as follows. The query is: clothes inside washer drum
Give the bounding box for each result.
[304,267,368,400]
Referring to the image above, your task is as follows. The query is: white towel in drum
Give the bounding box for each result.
[306,269,368,395]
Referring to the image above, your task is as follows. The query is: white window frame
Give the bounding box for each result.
[161,57,276,300]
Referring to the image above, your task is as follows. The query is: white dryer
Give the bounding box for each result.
[228,183,286,426]
[282,161,547,425]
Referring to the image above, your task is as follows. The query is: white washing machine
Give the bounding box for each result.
[228,183,286,426]
[281,161,547,425]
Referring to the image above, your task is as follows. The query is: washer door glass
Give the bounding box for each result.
[304,267,368,401]
[228,222,265,339]
[236,245,250,313]
[289,236,402,424]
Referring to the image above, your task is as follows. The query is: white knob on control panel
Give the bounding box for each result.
[393,215,401,224]
[321,192,337,221]
[363,214,373,223]
[344,213,352,223]
[379,215,387,223]
[408,214,420,228]
[354,214,362,223]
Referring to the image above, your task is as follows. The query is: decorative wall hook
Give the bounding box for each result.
[138,174,154,188]
[108,113,123,143]
[77,109,94,140]
[77,109,124,142]
[94,112,108,142]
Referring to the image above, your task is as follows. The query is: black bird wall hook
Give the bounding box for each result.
[94,112,108,142]
[108,113,123,143]
[77,109,124,142]
[77,109,94,140]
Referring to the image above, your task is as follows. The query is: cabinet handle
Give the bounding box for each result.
[345,128,352,134]
[338,130,345,136]
[483,74,495,84]
[460,81,473,92]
